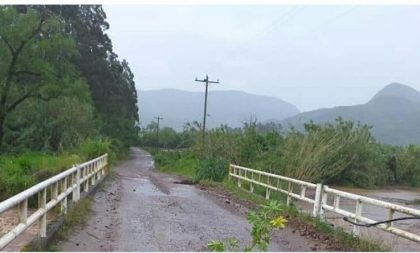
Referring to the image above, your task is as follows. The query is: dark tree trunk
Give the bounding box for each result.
[0,118,4,153]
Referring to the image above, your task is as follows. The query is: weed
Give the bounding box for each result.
[208,201,287,252]
[195,157,228,182]
[55,197,93,240]
[152,150,199,179]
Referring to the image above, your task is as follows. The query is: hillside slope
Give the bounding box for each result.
[282,83,420,145]
[138,89,299,130]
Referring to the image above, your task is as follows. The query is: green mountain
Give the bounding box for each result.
[282,83,420,145]
[138,89,299,130]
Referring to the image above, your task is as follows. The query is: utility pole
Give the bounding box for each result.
[154,116,164,148]
[195,75,220,135]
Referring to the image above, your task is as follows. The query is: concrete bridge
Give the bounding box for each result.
[0,148,325,251]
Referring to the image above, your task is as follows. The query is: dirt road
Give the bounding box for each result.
[58,148,327,251]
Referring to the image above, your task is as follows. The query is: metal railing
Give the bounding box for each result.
[229,164,420,244]
[229,165,321,216]
[322,186,420,242]
[0,154,108,250]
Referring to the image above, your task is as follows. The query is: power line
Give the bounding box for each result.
[282,6,359,81]
[208,6,306,73]
[306,6,359,39]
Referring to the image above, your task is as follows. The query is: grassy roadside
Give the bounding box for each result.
[0,139,115,202]
[152,150,388,252]
[21,156,122,252]
[0,153,83,202]
[10,145,129,251]
[22,197,93,252]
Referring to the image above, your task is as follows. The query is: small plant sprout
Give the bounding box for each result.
[207,240,225,252]
[208,200,287,252]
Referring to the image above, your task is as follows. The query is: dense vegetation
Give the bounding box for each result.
[0,6,139,200]
[145,118,420,188]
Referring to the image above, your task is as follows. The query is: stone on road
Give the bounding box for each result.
[58,148,320,251]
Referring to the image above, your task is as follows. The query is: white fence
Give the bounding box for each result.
[0,154,108,250]
[229,164,420,244]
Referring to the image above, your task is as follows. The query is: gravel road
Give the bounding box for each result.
[58,148,326,251]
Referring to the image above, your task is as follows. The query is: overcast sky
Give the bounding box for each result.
[104,5,420,112]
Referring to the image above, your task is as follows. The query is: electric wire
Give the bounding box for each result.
[343,216,420,227]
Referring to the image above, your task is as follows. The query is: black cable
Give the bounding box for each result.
[343,216,420,227]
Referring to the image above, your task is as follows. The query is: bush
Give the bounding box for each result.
[195,157,229,182]
[0,152,84,201]
[78,138,111,159]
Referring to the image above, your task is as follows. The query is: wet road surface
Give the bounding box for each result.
[58,148,326,251]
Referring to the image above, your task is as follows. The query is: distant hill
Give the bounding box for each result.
[282,83,420,145]
[138,89,299,130]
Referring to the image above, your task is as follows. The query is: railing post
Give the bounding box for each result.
[265,188,270,200]
[266,177,271,200]
[52,183,58,200]
[237,170,242,188]
[17,199,28,225]
[300,185,306,199]
[387,208,395,228]
[353,199,363,235]
[320,186,328,220]
[102,156,106,176]
[84,165,89,193]
[38,189,47,237]
[250,172,254,193]
[104,155,109,175]
[61,178,68,214]
[97,159,102,181]
[312,183,323,218]
[286,181,292,206]
[91,162,96,186]
[333,195,340,209]
[72,165,81,202]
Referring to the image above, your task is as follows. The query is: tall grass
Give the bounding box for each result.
[0,138,113,202]
[281,120,373,183]
[152,150,199,178]
[146,118,420,188]
[0,152,82,201]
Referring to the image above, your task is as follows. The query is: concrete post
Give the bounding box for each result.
[353,199,363,235]
[38,189,47,237]
[72,166,81,202]
[312,183,323,218]
[61,179,68,215]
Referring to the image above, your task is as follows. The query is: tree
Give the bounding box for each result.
[0,7,80,151]
[39,5,140,146]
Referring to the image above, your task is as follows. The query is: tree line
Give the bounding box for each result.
[0,5,139,154]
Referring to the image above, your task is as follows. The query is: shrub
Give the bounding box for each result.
[195,157,229,182]
[78,138,111,159]
[0,152,82,201]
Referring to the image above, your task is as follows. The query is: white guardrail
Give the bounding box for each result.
[0,154,108,250]
[229,164,420,244]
